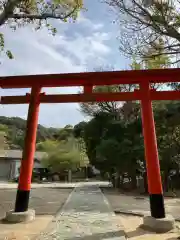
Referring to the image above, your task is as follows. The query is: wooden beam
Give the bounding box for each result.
[150,90,180,100]
[1,90,180,104]
[1,68,180,88]
[0,92,141,104]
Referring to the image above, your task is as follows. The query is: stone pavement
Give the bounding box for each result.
[36,183,126,240]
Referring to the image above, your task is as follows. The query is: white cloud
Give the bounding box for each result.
[0,16,112,127]
[77,13,104,31]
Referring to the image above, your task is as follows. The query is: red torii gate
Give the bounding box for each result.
[1,68,180,219]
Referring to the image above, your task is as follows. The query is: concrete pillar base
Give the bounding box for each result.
[5,209,35,223]
[142,215,175,233]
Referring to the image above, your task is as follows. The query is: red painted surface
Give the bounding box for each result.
[1,92,141,104]
[1,90,180,104]
[83,85,93,94]
[140,82,163,194]
[1,68,180,197]
[0,68,180,88]
[18,87,41,191]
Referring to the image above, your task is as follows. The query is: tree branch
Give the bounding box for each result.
[105,0,180,61]
[8,5,78,21]
[0,0,21,26]
[0,0,80,27]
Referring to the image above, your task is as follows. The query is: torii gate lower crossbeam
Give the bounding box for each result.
[1,68,179,223]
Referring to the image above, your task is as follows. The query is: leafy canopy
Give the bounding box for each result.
[0,0,83,59]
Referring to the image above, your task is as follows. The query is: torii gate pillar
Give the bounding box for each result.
[15,87,41,212]
[140,82,165,218]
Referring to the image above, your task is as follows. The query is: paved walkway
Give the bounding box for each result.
[0,181,111,189]
[36,183,126,240]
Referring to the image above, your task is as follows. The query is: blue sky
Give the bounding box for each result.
[0,0,130,128]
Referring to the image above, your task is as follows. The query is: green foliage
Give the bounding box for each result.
[75,137,89,167]
[130,57,141,70]
[80,108,144,178]
[0,116,64,149]
[36,140,59,152]
[6,50,14,59]
[73,121,87,138]
[0,130,8,150]
[0,33,13,61]
[0,124,9,133]
[57,127,73,141]
[143,43,171,69]
[130,45,171,70]
[78,95,180,190]
[96,139,121,171]
[42,137,87,172]
[0,0,84,59]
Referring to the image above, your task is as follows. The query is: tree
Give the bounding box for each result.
[57,126,73,141]
[36,139,59,151]
[0,124,9,133]
[79,54,173,190]
[154,101,180,191]
[0,0,83,58]
[105,0,180,63]
[43,146,81,172]
[41,137,88,175]
[0,131,9,150]
[73,121,87,138]
[96,138,122,173]
[82,112,117,166]
[75,137,89,167]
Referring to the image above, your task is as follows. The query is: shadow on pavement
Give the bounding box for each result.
[65,230,125,240]
[166,238,180,240]
[125,225,147,238]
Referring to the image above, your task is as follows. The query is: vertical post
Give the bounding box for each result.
[15,86,41,212]
[140,81,165,219]
[84,85,93,94]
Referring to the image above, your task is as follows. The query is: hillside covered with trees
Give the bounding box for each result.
[0,116,71,150]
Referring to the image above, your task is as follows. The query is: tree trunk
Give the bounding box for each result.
[116,172,121,188]
[68,170,72,183]
[143,172,148,193]
[111,174,116,188]
[119,175,124,189]
[163,170,170,192]
[130,173,137,190]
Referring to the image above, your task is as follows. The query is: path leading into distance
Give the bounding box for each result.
[37,182,126,240]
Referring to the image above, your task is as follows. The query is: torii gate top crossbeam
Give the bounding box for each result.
[1,68,180,89]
